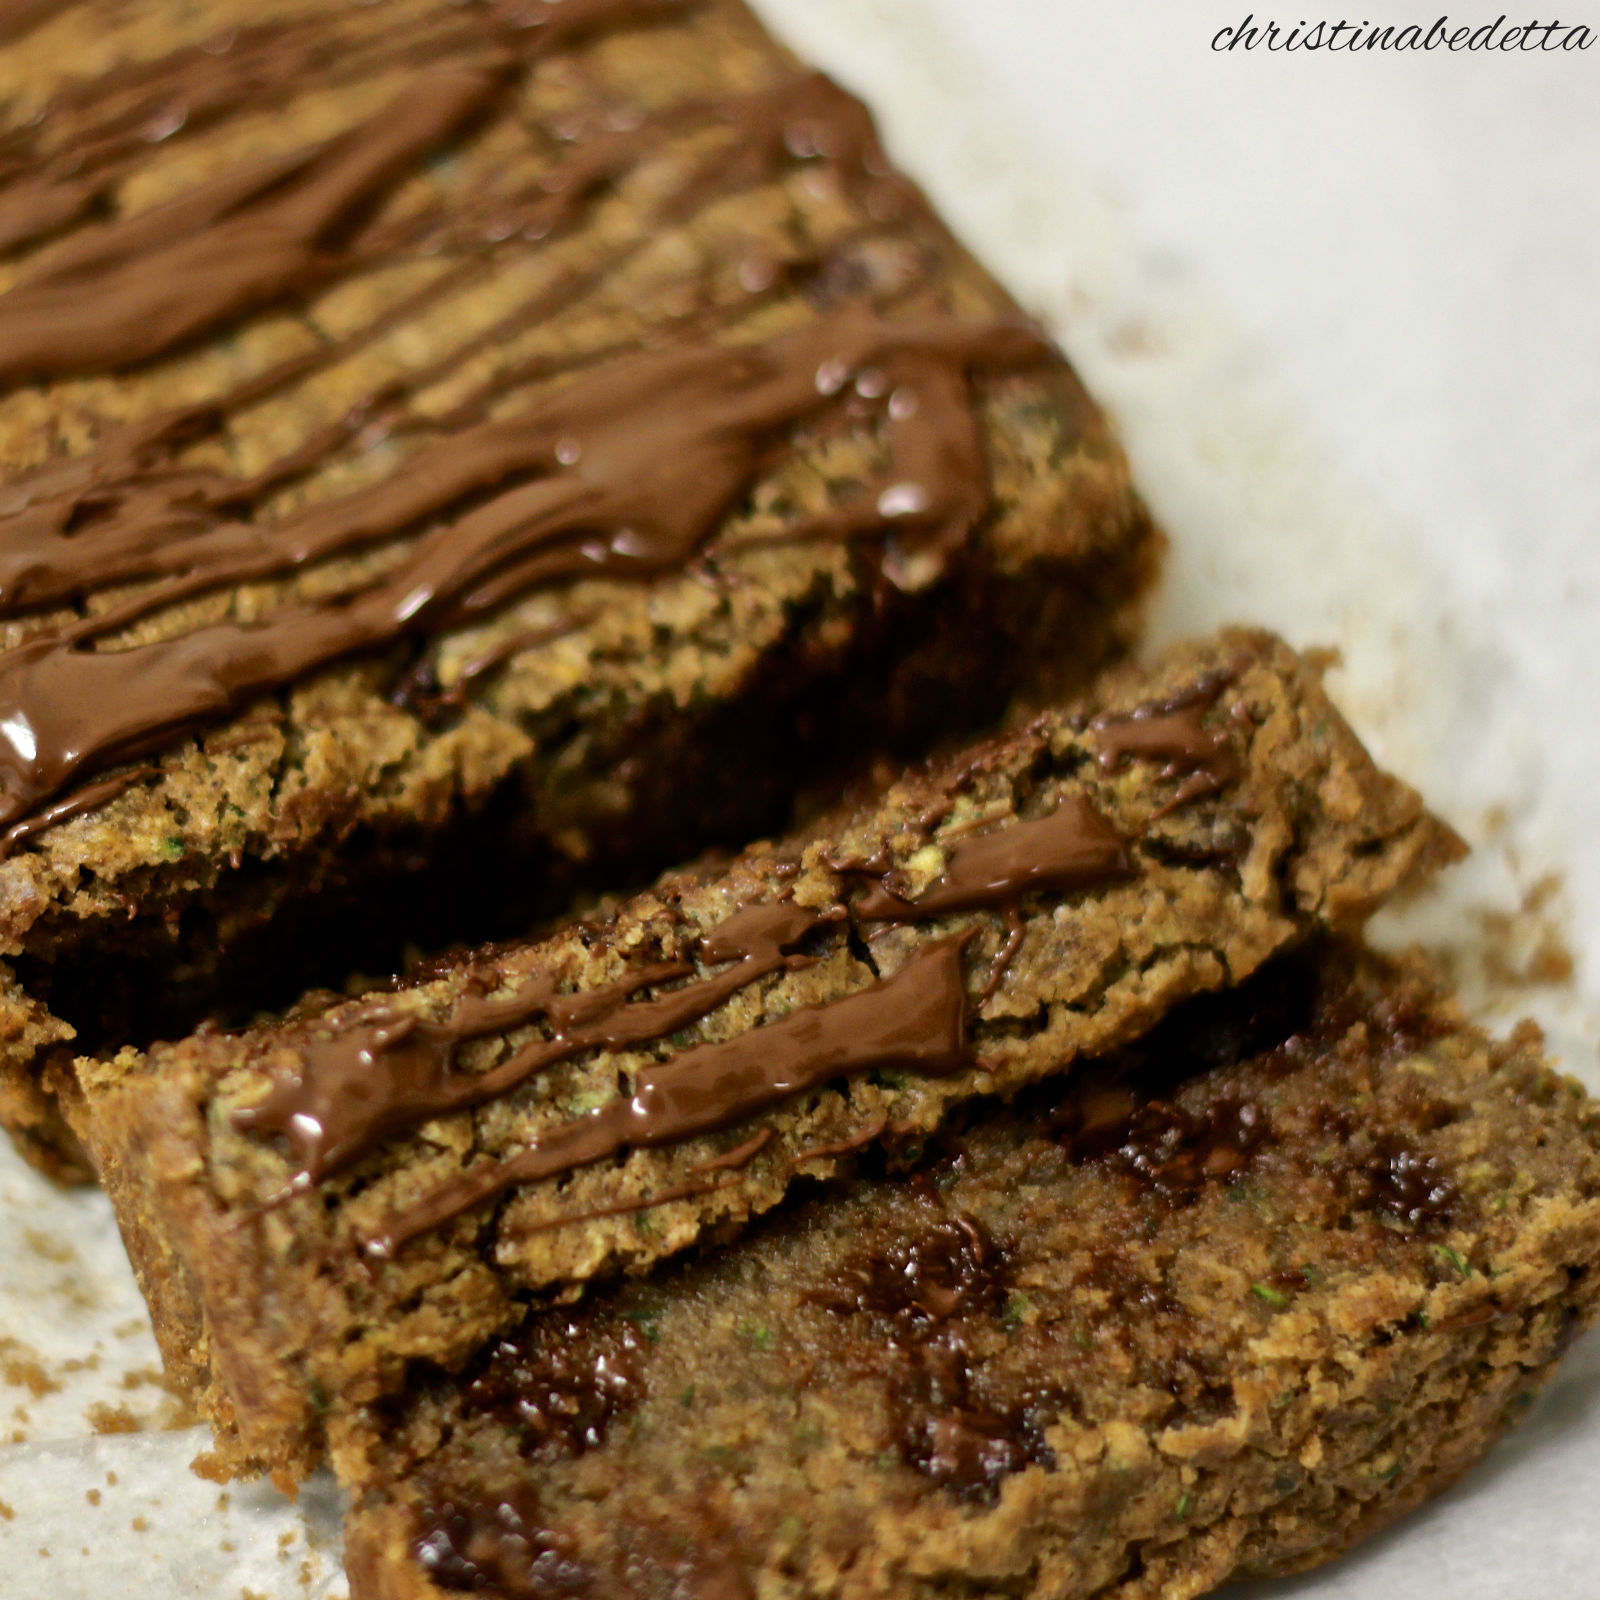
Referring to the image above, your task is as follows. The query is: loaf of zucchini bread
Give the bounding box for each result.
[340,940,1600,1599]
[69,629,1460,1485]
[0,0,1158,1179]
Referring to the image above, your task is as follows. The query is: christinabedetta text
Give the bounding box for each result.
[1213,15,1594,49]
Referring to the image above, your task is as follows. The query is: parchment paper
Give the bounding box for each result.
[1,2,1595,1592]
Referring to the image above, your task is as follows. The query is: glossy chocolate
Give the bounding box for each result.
[0,309,1047,833]
[1091,666,1241,812]
[822,1207,1056,1498]
[413,1487,589,1599]
[1062,1091,1271,1200]
[232,778,1136,1250]
[366,935,971,1256]
[460,1312,647,1460]
[233,899,827,1186]
[850,794,1130,919]
[0,0,1054,836]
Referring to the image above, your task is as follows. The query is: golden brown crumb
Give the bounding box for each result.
[86,1402,140,1435]
[0,1337,61,1398]
[22,1227,75,1263]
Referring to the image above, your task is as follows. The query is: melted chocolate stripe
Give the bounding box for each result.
[316,793,1128,1252]
[0,309,1049,830]
[0,69,508,383]
[0,43,989,841]
[0,74,906,624]
[365,936,971,1258]
[1091,667,1244,814]
[0,5,841,393]
[852,795,1131,919]
[233,900,829,1185]
[0,763,162,862]
[0,0,72,46]
[0,1,686,258]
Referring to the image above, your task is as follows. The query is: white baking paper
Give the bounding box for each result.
[1,1,1596,1593]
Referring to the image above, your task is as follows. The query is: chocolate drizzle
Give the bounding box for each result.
[0,68,508,383]
[0,761,161,861]
[234,899,828,1188]
[0,306,1048,833]
[0,0,1056,839]
[26,0,1143,1252]
[1091,667,1242,814]
[226,779,1141,1252]
[0,1,681,259]
[0,0,74,46]
[365,935,971,1258]
[850,795,1131,919]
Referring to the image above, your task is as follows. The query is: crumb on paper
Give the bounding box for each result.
[131,1515,149,1533]
[22,1227,77,1264]
[1103,317,1161,357]
[106,1470,118,1486]
[1477,873,1575,989]
[1436,873,1578,995]
[0,1498,13,1520]
[86,1401,140,1434]
[113,1318,148,1339]
[1,1336,62,1397]
[47,1270,108,1317]
[86,1488,101,1506]
[193,1449,228,1483]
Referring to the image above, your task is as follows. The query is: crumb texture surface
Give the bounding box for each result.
[339,944,1600,1599]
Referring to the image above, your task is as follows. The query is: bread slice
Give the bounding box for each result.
[68,630,1460,1484]
[0,0,1158,1179]
[340,940,1600,1599]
